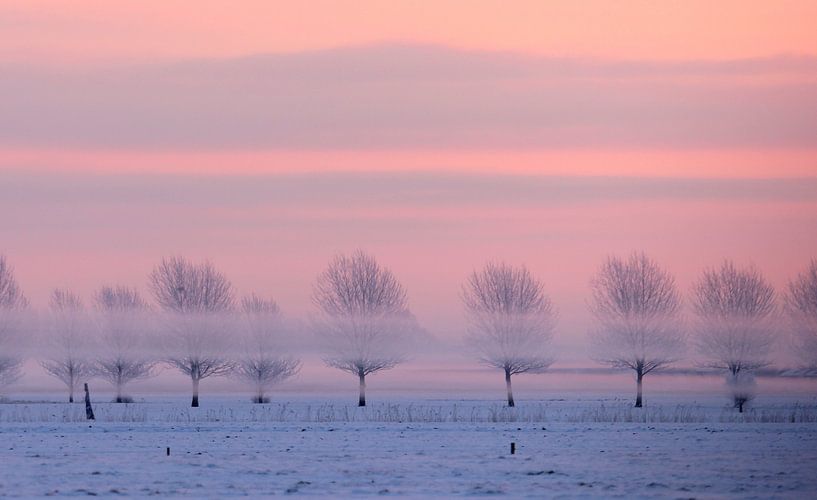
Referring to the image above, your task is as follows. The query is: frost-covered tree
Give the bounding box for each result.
[462,262,556,407]
[0,357,21,391]
[93,285,156,403]
[589,252,685,408]
[787,259,817,372]
[312,250,419,406]
[41,289,94,403]
[233,294,300,403]
[693,260,776,411]
[149,256,236,407]
[0,255,28,390]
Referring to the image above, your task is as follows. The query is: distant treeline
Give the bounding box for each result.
[1,252,815,413]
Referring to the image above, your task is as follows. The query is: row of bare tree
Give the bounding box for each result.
[464,254,816,411]
[588,254,787,412]
[1,252,816,410]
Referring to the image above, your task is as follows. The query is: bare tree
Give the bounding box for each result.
[589,252,685,408]
[0,255,28,391]
[692,260,776,411]
[93,285,156,403]
[149,256,235,314]
[233,294,300,403]
[787,259,817,372]
[462,262,556,407]
[41,289,94,403]
[149,256,236,407]
[0,357,21,390]
[312,250,419,406]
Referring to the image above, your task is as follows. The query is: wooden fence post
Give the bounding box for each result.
[84,383,95,421]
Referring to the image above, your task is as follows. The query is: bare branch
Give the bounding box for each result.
[0,255,27,389]
[312,251,419,405]
[787,259,817,370]
[589,252,685,376]
[234,293,299,402]
[241,293,280,316]
[149,257,237,406]
[693,260,776,375]
[316,308,417,376]
[0,356,21,389]
[312,250,408,318]
[462,262,556,376]
[95,285,149,311]
[148,256,235,314]
[233,356,300,403]
[93,285,156,401]
[41,288,94,402]
[0,255,28,311]
[158,312,236,380]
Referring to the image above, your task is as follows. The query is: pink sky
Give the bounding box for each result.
[2,1,817,374]
[2,1,817,62]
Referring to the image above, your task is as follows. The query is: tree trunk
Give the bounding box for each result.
[505,369,515,407]
[69,392,74,404]
[115,383,123,403]
[635,369,643,408]
[191,377,200,408]
[358,372,366,407]
[738,400,744,413]
[253,386,266,404]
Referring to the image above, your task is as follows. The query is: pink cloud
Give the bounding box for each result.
[2,45,816,151]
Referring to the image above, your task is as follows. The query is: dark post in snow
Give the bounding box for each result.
[84,383,95,421]
[510,442,516,455]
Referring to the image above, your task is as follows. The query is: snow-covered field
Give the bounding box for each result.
[2,396,817,497]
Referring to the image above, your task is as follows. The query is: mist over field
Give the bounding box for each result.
[2,1,817,498]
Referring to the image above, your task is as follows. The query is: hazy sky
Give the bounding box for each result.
[2,1,816,371]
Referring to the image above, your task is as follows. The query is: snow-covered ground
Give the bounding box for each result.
[2,396,817,497]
